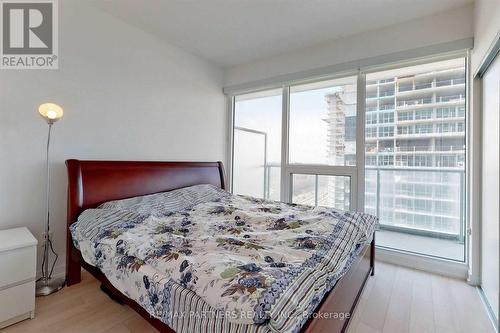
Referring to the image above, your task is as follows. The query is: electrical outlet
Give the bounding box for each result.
[40,232,47,246]
[40,231,53,246]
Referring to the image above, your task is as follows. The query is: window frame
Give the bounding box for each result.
[226,52,470,266]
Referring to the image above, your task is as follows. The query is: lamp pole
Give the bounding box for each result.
[36,103,65,296]
[43,123,52,282]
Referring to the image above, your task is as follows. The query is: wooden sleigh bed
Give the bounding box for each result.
[65,160,375,333]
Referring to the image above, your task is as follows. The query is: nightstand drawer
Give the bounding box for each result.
[0,246,36,288]
[0,281,35,325]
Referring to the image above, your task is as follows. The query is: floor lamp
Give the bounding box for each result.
[36,103,66,296]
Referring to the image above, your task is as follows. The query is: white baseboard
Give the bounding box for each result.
[376,246,468,279]
[477,287,499,333]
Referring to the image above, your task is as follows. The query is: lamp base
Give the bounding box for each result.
[36,277,65,297]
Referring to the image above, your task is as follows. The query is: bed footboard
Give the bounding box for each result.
[302,238,375,332]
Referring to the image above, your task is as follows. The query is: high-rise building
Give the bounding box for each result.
[324,84,356,211]
[324,61,466,240]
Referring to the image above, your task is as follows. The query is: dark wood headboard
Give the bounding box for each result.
[66,160,225,225]
[65,159,225,285]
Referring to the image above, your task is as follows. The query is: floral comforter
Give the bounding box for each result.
[71,184,377,333]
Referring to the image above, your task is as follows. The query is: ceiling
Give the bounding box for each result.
[91,0,472,68]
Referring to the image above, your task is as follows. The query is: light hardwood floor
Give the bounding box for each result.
[1,262,494,333]
[348,262,495,333]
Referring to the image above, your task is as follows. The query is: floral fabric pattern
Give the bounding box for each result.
[71,184,377,332]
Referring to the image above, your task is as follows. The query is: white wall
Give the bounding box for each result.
[0,0,225,277]
[224,4,473,87]
[471,0,500,73]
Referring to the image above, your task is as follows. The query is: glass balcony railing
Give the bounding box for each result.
[397,97,433,107]
[415,82,433,90]
[397,77,466,92]
[259,164,465,244]
[379,104,395,110]
[366,91,395,99]
[398,85,413,92]
[437,94,464,103]
[379,90,395,97]
[395,146,464,153]
[435,77,465,87]
[366,78,395,86]
[395,146,431,152]
[365,167,465,241]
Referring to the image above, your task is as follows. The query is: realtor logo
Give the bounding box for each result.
[1,0,58,69]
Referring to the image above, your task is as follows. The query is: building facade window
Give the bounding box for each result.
[415,109,433,120]
[366,156,377,166]
[366,127,377,138]
[378,155,394,166]
[415,123,433,134]
[380,112,394,123]
[379,126,394,137]
[398,111,413,121]
[398,125,414,135]
[366,113,377,124]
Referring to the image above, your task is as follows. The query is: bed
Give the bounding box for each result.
[66,160,376,333]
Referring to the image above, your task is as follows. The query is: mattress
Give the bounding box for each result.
[70,184,377,333]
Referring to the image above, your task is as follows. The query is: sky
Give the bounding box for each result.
[234,84,351,165]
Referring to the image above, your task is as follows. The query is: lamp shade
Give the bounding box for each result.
[38,103,63,124]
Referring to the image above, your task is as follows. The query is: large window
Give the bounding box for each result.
[287,77,357,209]
[230,57,467,262]
[365,58,466,261]
[289,77,357,166]
[232,89,282,200]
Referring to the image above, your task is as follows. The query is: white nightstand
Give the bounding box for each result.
[0,227,37,329]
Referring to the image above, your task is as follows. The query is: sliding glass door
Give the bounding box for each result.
[229,57,467,262]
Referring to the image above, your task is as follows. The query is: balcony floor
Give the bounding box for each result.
[376,229,464,261]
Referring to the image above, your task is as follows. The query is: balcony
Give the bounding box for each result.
[395,146,465,154]
[397,97,433,107]
[366,78,395,87]
[352,167,464,261]
[436,77,465,87]
[397,77,465,93]
[380,105,395,111]
[376,229,464,261]
[366,91,395,99]
[395,131,465,139]
[396,95,465,110]
[397,116,464,124]
[437,94,464,103]
[379,90,395,97]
